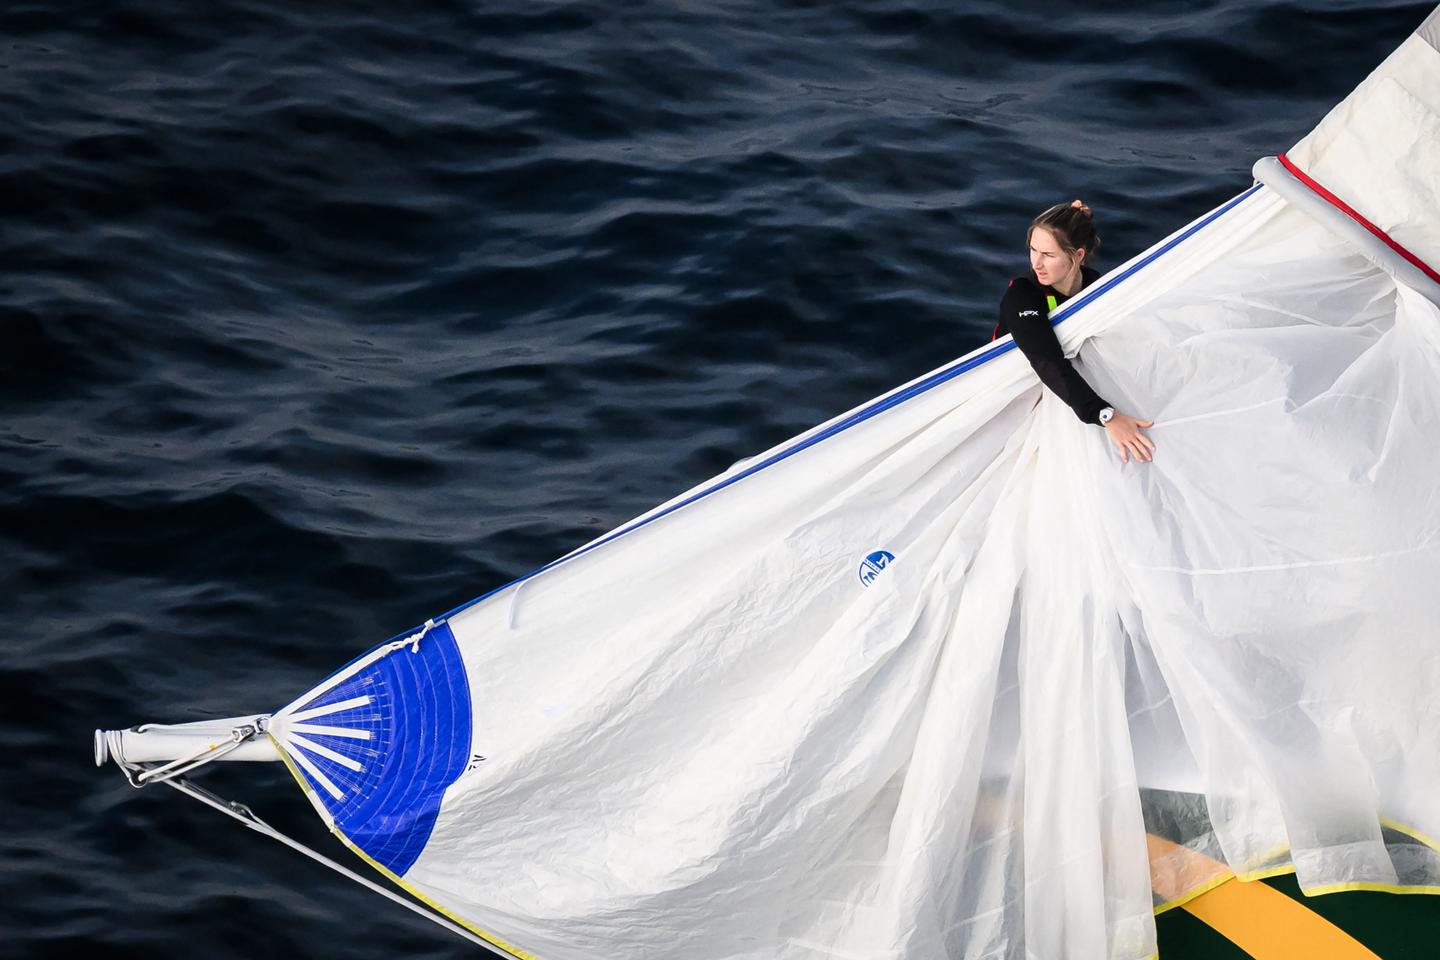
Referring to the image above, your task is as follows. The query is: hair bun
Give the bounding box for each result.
[1031,200,1101,257]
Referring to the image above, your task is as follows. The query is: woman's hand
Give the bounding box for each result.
[1105,413,1156,463]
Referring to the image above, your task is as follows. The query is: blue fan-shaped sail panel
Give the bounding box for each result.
[275,623,471,876]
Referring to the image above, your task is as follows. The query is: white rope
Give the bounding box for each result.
[101,623,528,953]
[102,709,525,957]
[119,763,525,959]
[406,618,438,653]
[132,720,265,785]
[272,619,445,722]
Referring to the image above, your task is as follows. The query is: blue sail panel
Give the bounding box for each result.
[277,623,472,876]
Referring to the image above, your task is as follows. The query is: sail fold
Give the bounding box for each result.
[267,7,1440,958]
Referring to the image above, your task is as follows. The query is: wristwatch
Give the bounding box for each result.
[1098,406,1115,426]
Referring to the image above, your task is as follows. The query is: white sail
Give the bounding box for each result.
[116,6,1440,959]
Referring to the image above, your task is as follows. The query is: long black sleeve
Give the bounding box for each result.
[999,281,1110,425]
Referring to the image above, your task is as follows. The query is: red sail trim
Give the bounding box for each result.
[1278,152,1440,288]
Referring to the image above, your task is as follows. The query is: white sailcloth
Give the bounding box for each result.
[265,8,1440,959]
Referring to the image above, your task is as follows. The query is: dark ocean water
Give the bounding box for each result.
[2,1,1433,956]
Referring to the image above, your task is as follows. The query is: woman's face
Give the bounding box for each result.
[1028,226,1082,286]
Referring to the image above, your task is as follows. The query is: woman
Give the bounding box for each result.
[992,200,1155,464]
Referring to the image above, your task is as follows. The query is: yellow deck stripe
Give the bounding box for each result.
[1147,834,1232,912]
[1182,877,1382,959]
[1147,832,1381,959]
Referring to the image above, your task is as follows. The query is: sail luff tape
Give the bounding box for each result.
[436,185,1267,630]
[1252,155,1440,306]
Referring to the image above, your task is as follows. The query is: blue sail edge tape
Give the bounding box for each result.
[298,180,1266,689]
[434,183,1266,623]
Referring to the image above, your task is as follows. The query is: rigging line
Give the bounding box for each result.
[132,719,266,786]
[274,619,439,722]
[148,770,526,960]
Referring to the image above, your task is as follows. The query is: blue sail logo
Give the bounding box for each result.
[857,550,895,587]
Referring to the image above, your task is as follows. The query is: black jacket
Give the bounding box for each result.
[993,266,1110,425]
